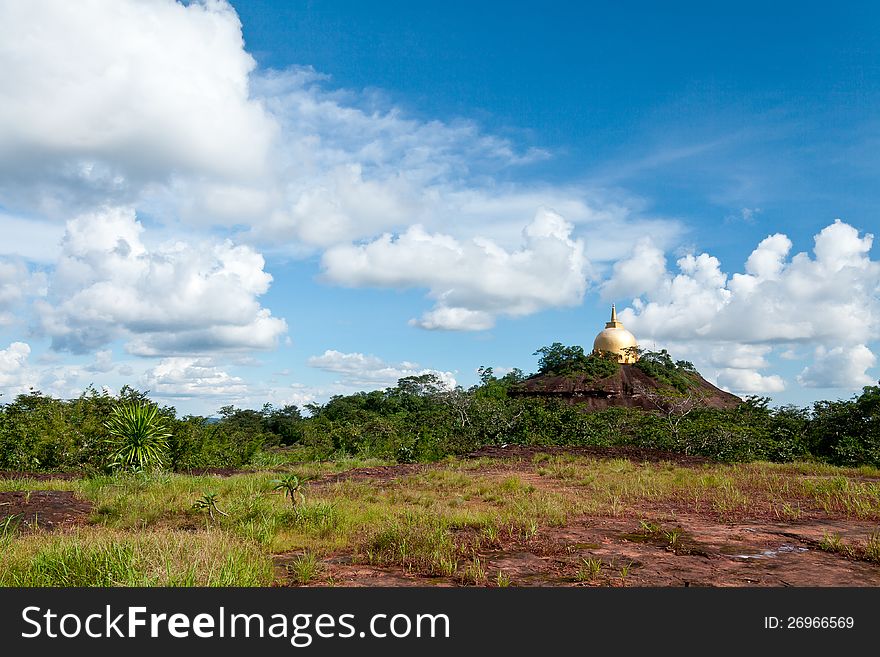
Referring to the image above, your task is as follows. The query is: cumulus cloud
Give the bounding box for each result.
[601,237,667,299]
[619,221,879,345]
[797,345,877,389]
[0,257,47,325]
[140,357,248,398]
[0,1,679,319]
[322,209,588,330]
[0,0,275,214]
[611,220,880,392]
[36,206,287,355]
[307,349,456,389]
[716,368,786,394]
[0,342,31,392]
[707,344,772,370]
[414,307,495,332]
[85,349,115,374]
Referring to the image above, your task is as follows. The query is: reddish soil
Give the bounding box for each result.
[309,463,429,487]
[0,490,92,532]
[283,448,880,588]
[305,445,711,490]
[484,515,880,587]
[291,516,880,588]
[274,552,456,587]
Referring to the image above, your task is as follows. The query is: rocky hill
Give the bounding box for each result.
[509,363,742,411]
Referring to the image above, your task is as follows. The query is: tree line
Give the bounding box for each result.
[0,345,878,472]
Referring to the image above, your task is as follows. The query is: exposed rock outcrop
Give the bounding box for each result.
[509,364,741,411]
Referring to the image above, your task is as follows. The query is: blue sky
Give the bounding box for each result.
[0,0,878,414]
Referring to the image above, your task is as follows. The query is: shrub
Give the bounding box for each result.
[104,402,171,471]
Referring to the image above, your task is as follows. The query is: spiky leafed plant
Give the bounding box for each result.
[192,492,228,521]
[104,401,171,471]
[272,474,307,509]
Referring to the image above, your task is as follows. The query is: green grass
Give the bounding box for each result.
[2,455,879,586]
[0,528,272,586]
[576,557,602,582]
[534,456,880,519]
[819,530,880,564]
[0,478,78,492]
[288,551,321,584]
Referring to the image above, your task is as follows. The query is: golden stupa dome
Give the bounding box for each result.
[592,305,638,363]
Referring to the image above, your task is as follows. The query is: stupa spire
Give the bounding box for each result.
[605,304,623,329]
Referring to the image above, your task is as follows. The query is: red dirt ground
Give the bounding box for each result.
[283,511,880,588]
[282,448,880,588]
[0,490,92,532]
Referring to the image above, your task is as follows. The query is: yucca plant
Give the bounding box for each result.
[104,401,171,471]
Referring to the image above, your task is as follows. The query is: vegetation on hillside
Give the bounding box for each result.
[533,342,620,378]
[631,348,699,392]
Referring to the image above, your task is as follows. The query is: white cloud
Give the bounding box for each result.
[0,342,31,393]
[413,307,495,332]
[717,368,786,394]
[0,343,85,401]
[307,349,456,389]
[0,257,47,325]
[708,344,772,370]
[0,0,276,214]
[148,64,680,260]
[85,349,115,374]
[797,345,877,389]
[140,357,248,398]
[322,209,588,330]
[36,206,287,355]
[0,1,683,341]
[601,237,667,299]
[0,0,700,411]
[619,220,879,345]
[611,220,880,393]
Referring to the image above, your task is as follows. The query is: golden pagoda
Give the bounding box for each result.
[592,305,639,363]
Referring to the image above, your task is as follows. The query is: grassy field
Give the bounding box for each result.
[2,452,880,586]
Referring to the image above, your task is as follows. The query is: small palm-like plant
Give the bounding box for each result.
[104,402,171,471]
[192,493,228,521]
[272,474,307,509]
